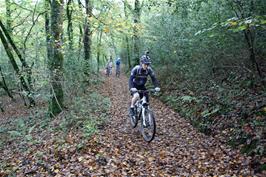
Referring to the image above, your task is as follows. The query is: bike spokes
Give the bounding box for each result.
[141,109,156,142]
[116,70,120,77]
[129,108,138,128]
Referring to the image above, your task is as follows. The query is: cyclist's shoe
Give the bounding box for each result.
[129,107,135,117]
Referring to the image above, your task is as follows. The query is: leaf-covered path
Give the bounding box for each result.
[89,72,255,176]
[1,71,259,176]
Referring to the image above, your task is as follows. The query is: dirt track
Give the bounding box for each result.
[0,71,257,176]
[90,71,255,176]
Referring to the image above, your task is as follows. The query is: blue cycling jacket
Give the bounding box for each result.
[129,65,159,89]
[115,59,121,66]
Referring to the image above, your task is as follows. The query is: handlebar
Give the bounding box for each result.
[137,89,157,93]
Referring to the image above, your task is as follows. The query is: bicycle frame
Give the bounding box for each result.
[135,97,146,119]
[116,68,120,77]
[134,90,154,121]
[129,89,157,142]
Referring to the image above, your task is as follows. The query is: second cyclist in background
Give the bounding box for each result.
[106,56,113,76]
[115,57,121,77]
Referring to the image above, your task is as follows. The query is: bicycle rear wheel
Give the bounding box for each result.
[116,70,120,77]
[140,108,156,142]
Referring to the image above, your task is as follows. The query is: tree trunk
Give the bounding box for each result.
[104,55,108,64]
[0,20,31,78]
[233,0,263,80]
[45,0,52,65]
[0,66,13,99]
[0,103,3,112]
[78,24,83,60]
[123,0,132,69]
[0,27,35,106]
[83,0,92,77]
[77,0,83,61]
[133,0,141,65]
[126,36,131,69]
[97,30,103,73]
[0,19,34,90]
[244,29,262,78]
[49,0,64,116]
[110,33,118,57]
[66,0,73,50]
[246,0,262,78]
[5,0,12,34]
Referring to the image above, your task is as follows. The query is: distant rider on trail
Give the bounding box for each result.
[115,57,121,77]
[106,57,113,76]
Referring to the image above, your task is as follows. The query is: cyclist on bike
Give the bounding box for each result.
[129,52,160,116]
[115,57,121,76]
[106,57,113,75]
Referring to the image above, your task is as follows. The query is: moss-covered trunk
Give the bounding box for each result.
[133,0,141,65]
[49,0,64,116]
[84,0,92,77]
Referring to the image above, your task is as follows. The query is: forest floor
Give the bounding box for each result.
[0,71,264,176]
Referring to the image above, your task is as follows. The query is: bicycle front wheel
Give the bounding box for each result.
[140,108,156,142]
[129,107,138,128]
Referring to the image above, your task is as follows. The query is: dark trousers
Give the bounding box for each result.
[132,84,149,103]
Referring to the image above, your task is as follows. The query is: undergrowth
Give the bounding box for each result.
[0,74,110,159]
[156,64,266,172]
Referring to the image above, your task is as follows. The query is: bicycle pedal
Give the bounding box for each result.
[143,121,149,128]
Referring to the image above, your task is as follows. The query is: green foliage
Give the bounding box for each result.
[259,164,266,171]
[0,90,110,151]
[59,92,110,137]
[180,95,198,103]
[83,117,98,137]
[142,0,265,142]
[201,107,220,118]
[0,111,49,149]
[196,15,266,36]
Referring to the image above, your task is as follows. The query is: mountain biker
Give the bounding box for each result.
[128,53,160,116]
[106,57,113,75]
[115,57,121,76]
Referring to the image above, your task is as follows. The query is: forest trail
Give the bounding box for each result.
[89,71,255,176]
[0,71,258,176]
